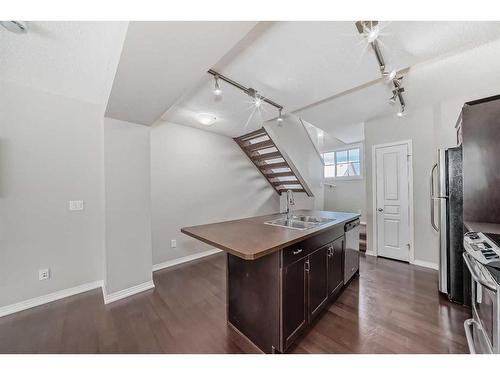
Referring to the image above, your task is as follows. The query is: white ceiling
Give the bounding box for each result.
[0,21,128,107]
[163,21,500,141]
[105,21,257,125]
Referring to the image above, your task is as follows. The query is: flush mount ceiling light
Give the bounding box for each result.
[0,21,27,33]
[207,69,285,124]
[197,113,217,126]
[356,20,408,119]
[213,75,222,96]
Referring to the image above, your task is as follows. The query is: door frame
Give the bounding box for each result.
[371,140,415,263]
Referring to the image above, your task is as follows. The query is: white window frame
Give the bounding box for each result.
[323,143,364,181]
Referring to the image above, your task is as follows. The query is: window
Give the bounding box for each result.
[323,146,362,179]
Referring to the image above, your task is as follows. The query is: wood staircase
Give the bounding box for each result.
[234,127,311,195]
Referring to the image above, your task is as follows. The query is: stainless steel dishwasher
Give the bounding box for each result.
[344,219,360,284]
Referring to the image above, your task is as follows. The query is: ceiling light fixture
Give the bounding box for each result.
[355,21,408,116]
[366,25,380,43]
[277,108,283,123]
[213,75,222,96]
[197,113,217,126]
[385,69,397,81]
[0,21,27,34]
[207,69,285,123]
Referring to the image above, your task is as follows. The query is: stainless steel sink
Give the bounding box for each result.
[264,215,335,230]
[291,215,333,223]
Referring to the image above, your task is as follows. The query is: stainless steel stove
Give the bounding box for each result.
[463,232,500,354]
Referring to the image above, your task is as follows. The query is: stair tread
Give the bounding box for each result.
[235,128,267,142]
[251,151,282,161]
[272,180,299,186]
[260,162,289,170]
[264,171,295,178]
[245,140,274,152]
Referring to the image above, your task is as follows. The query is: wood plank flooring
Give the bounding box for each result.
[0,254,471,353]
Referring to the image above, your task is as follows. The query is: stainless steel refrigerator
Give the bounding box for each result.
[430,146,468,304]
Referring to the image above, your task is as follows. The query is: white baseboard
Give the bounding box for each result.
[103,280,155,304]
[364,250,376,257]
[153,248,222,272]
[0,280,103,318]
[411,259,439,270]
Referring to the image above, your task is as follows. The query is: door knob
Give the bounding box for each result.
[378,208,384,212]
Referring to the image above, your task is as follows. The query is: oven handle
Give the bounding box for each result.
[464,319,478,354]
[463,252,497,291]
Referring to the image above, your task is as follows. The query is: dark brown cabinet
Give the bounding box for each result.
[227,224,350,354]
[280,229,345,352]
[282,257,308,348]
[308,245,329,321]
[328,236,344,297]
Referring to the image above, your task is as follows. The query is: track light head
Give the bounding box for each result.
[366,25,380,43]
[213,75,222,96]
[277,108,283,124]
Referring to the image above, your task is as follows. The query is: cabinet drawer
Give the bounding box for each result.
[282,245,311,267]
[281,226,344,268]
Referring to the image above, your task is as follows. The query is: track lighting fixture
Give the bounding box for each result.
[355,21,408,117]
[207,69,285,125]
[213,75,222,96]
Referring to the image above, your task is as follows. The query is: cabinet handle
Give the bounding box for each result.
[305,260,310,272]
[292,249,303,255]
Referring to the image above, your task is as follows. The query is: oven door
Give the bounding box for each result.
[463,252,498,354]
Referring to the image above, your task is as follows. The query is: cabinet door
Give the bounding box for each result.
[308,246,329,321]
[282,258,307,350]
[328,236,344,297]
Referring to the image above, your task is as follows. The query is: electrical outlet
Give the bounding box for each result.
[69,200,84,211]
[171,239,177,248]
[39,268,50,281]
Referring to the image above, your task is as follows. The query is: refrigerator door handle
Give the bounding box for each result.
[430,163,439,232]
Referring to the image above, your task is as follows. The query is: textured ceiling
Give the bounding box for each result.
[105,21,257,125]
[0,21,128,107]
[163,21,500,141]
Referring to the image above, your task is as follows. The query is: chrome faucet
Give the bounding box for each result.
[285,189,295,221]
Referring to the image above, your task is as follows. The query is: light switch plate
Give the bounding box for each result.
[171,239,177,248]
[69,200,84,211]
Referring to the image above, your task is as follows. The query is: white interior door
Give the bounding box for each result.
[375,143,410,261]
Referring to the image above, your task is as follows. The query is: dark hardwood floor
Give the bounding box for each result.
[0,254,471,354]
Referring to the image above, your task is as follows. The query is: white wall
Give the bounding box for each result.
[104,118,153,294]
[324,180,366,220]
[0,81,104,307]
[365,37,500,266]
[150,121,281,265]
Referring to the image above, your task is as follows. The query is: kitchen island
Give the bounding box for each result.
[181,210,360,353]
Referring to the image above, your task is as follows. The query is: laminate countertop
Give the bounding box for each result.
[464,221,500,235]
[181,210,360,260]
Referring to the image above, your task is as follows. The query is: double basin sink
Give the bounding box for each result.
[264,214,335,230]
